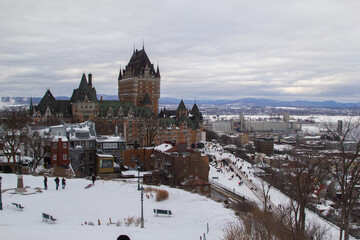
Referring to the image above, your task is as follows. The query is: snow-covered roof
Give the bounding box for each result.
[274,144,293,151]
[96,154,114,158]
[154,143,174,153]
[51,136,68,142]
[96,135,125,143]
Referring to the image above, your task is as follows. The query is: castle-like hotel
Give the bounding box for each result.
[30,47,204,148]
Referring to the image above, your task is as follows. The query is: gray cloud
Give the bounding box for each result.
[0,0,360,102]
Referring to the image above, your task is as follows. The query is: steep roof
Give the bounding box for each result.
[191,103,203,121]
[177,100,187,111]
[35,90,57,114]
[70,73,97,102]
[142,93,152,106]
[35,90,72,116]
[123,49,157,77]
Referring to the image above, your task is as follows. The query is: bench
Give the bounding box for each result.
[42,212,57,223]
[12,202,24,210]
[154,209,172,217]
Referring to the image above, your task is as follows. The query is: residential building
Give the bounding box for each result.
[152,143,209,185]
[254,138,274,155]
[67,121,97,176]
[96,135,126,167]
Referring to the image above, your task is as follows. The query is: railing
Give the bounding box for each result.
[209,179,247,200]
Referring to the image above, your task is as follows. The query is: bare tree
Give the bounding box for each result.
[260,179,271,214]
[287,147,330,239]
[28,130,49,172]
[0,111,29,164]
[324,117,360,240]
[139,115,158,147]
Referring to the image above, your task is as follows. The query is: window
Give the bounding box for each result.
[53,154,57,160]
[53,143,57,149]
[63,143,67,148]
[63,154,67,160]
[100,159,113,168]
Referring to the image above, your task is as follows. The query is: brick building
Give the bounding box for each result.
[152,143,209,186]
[50,136,69,168]
[254,138,274,155]
[118,47,160,116]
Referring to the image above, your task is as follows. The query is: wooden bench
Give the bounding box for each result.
[42,212,57,223]
[12,202,24,210]
[154,209,172,217]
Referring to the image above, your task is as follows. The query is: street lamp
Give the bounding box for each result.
[140,185,144,228]
[137,163,141,190]
[131,155,142,191]
[0,176,2,210]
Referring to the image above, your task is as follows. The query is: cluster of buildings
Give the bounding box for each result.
[30,47,204,148]
[207,112,300,133]
[2,47,209,188]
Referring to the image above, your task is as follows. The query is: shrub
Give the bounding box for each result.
[156,189,169,201]
[233,201,257,214]
[124,216,134,227]
[134,217,141,227]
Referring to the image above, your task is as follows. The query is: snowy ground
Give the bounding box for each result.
[0,174,234,240]
[204,142,355,240]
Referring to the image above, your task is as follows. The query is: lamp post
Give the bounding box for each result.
[0,176,2,210]
[140,185,144,228]
[131,155,141,191]
[137,164,141,190]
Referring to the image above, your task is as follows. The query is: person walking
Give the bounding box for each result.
[61,177,66,189]
[44,176,48,190]
[92,174,96,185]
[54,177,60,190]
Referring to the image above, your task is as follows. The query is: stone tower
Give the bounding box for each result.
[118,47,161,116]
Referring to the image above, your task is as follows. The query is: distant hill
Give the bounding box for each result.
[1,96,359,109]
[160,97,360,109]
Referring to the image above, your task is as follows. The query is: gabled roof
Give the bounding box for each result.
[35,90,57,114]
[70,73,97,103]
[142,93,152,106]
[35,90,72,116]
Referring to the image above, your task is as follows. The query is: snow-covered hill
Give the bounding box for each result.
[0,174,234,240]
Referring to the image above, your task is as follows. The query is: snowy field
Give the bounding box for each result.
[0,174,234,240]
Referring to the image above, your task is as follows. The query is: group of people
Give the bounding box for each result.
[43,176,66,190]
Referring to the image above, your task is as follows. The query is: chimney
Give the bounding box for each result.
[88,73,92,87]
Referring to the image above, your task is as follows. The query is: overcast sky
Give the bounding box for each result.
[1,0,360,102]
